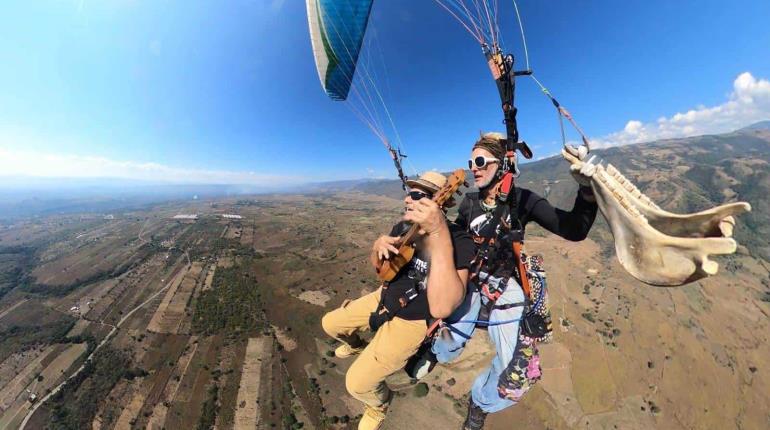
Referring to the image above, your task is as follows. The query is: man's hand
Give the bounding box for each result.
[403,198,445,236]
[372,235,400,261]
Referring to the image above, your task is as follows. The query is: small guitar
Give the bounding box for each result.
[376,169,467,281]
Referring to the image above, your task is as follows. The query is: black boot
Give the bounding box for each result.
[462,399,487,430]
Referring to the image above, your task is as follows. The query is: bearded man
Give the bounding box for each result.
[321,171,475,430]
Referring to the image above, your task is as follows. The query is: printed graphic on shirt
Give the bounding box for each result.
[468,212,510,239]
[407,255,429,291]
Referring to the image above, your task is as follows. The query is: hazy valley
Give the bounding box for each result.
[0,126,768,429]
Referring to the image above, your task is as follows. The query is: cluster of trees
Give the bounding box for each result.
[0,319,75,363]
[47,347,131,429]
[196,384,219,430]
[0,245,36,299]
[192,265,264,336]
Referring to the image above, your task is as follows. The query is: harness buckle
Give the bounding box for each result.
[481,282,502,301]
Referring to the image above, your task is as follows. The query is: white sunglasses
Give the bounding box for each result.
[468,156,500,169]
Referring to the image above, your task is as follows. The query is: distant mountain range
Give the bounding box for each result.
[739,120,770,131]
[0,179,272,219]
[2,122,768,260]
[325,122,770,260]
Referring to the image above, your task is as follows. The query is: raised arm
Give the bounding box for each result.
[520,187,598,241]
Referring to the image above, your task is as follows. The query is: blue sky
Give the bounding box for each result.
[0,0,769,185]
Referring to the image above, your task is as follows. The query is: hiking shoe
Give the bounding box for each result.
[358,405,386,430]
[462,399,487,430]
[405,342,437,380]
[335,342,365,359]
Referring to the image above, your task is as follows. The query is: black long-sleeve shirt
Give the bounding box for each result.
[455,187,598,242]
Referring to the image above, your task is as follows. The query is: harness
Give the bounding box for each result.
[429,191,552,341]
[471,194,529,325]
[369,244,429,331]
[368,280,422,331]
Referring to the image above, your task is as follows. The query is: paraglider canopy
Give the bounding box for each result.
[306,0,374,101]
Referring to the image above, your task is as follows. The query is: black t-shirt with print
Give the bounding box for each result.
[381,221,475,321]
[455,187,598,242]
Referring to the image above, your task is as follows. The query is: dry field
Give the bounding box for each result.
[202,262,216,291]
[0,342,86,429]
[239,223,254,247]
[168,263,203,335]
[146,264,191,333]
[0,299,28,321]
[0,345,57,413]
[31,233,141,287]
[233,337,272,430]
[0,189,766,430]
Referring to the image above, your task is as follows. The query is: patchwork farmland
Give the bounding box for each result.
[0,184,768,430]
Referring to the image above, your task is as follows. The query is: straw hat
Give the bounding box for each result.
[406,171,447,194]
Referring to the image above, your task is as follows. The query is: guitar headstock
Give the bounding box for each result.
[433,169,467,208]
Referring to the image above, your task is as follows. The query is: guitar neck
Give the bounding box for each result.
[398,224,420,248]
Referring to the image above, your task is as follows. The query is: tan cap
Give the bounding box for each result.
[405,171,447,194]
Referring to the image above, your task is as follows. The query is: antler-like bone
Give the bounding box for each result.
[562,147,751,286]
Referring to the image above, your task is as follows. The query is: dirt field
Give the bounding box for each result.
[239,223,254,247]
[146,265,190,333]
[202,263,216,291]
[162,335,222,429]
[66,319,91,337]
[0,345,57,413]
[82,279,124,321]
[214,340,248,429]
[233,337,272,430]
[141,336,200,429]
[113,384,147,429]
[271,325,298,352]
[31,233,141,287]
[0,343,86,429]
[0,345,47,395]
[225,224,242,240]
[297,290,331,307]
[0,299,28,322]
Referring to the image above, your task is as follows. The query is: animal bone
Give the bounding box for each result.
[562,147,751,286]
[603,164,750,238]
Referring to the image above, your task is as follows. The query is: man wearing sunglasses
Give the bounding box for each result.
[321,171,475,430]
[430,132,598,430]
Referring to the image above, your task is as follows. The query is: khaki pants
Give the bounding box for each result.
[321,289,427,411]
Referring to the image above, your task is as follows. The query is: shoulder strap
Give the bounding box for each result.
[511,241,531,298]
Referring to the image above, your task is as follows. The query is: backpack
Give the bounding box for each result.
[517,251,552,343]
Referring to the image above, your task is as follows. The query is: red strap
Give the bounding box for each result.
[498,171,514,201]
[512,241,531,297]
[481,283,502,301]
[426,319,442,337]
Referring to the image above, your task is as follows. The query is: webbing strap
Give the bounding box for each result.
[426,318,442,337]
[493,300,526,310]
[512,241,531,298]
[446,322,472,340]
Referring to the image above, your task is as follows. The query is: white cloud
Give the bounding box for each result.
[0,148,305,185]
[592,72,770,148]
